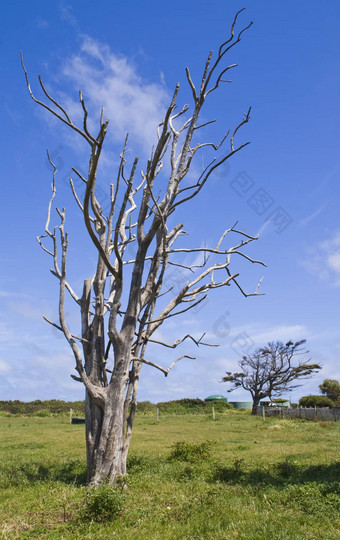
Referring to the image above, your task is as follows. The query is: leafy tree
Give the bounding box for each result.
[299,395,334,408]
[319,379,340,404]
[22,10,263,485]
[223,340,321,414]
[272,398,289,405]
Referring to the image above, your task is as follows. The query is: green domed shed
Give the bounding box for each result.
[229,401,252,409]
[204,395,228,402]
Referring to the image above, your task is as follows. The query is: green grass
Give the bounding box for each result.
[0,412,339,539]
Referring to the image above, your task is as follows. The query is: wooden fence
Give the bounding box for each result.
[256,406,340,421]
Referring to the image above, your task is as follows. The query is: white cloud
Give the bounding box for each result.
[327,253,340,273]
[320,231,340,250]
[0,359,11,373]
[205,321,308,350]
[138,353,229,402]
[248,324,307,344]
[302,231,340,286]
[0,321,12,341]
[137,321,313,403]
[60,36,170,157]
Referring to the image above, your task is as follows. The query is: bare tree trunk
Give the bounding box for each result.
[85,379,127,485]
[251,398,260,415]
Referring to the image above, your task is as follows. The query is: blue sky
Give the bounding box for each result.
[1,0,340,403]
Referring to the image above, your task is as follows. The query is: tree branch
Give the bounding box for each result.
[131,354,195,376]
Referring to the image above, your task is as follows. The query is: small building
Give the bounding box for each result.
[229,401,252,409]
[260,400,290,408]
[204,395,228,403]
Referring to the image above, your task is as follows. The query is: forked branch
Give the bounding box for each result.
[131,354,195,377]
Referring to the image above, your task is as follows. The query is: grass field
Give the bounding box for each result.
[0,411,339,539]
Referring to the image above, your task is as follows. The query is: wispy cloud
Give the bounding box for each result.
[205,321,308,347]
[59,2,77,27]
[248,323,307,344]
[299,202,328,227]
[256,219,272,238]
[8,301,46,321]
[36,17,49,29]
[5,104,23,125]
[0,290,16,298]
[309,164,339,198]
[0,290,31,299]
[0,359,11,373]
[60,35,170,157]
[301,230,340,286]
[0,321,13,341]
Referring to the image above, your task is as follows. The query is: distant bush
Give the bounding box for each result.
[35,409,53,417]
[319,378,340,403]
[155,398,232,415]
[0,398,232,417]
[135,401,156,414]
[299,395,334,408]
[0,400,85,416]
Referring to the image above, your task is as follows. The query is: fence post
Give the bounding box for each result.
[70,408,73,424]
[262,406,265,421]
[212,406,215,421]
[156,407,159,421]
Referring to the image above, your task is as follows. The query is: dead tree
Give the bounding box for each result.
[22,10,264,485]
[223,340,321,414]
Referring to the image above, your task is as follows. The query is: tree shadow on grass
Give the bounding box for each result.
[212,459,340,488]
[1,460,87,487]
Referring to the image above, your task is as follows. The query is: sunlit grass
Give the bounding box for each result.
[0,412,339,539]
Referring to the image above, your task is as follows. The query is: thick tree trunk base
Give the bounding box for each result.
[251,402,259,415]
[85,390,127,485]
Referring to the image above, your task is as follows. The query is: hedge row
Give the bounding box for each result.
[0,400,85,416]
[0,398,232,416]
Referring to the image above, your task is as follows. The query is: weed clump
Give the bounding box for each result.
[79,484,125,522]
[169,441,212,462]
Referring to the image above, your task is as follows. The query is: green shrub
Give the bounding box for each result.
[299,395,334,408]
[0,398,233,416]
[135,401,156,414]
[169,441,212,462]
[0,399,85,416]
[79,484,125,522]
[35,409,53,417]
[319,378,340,402]
[155,398,231,415]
